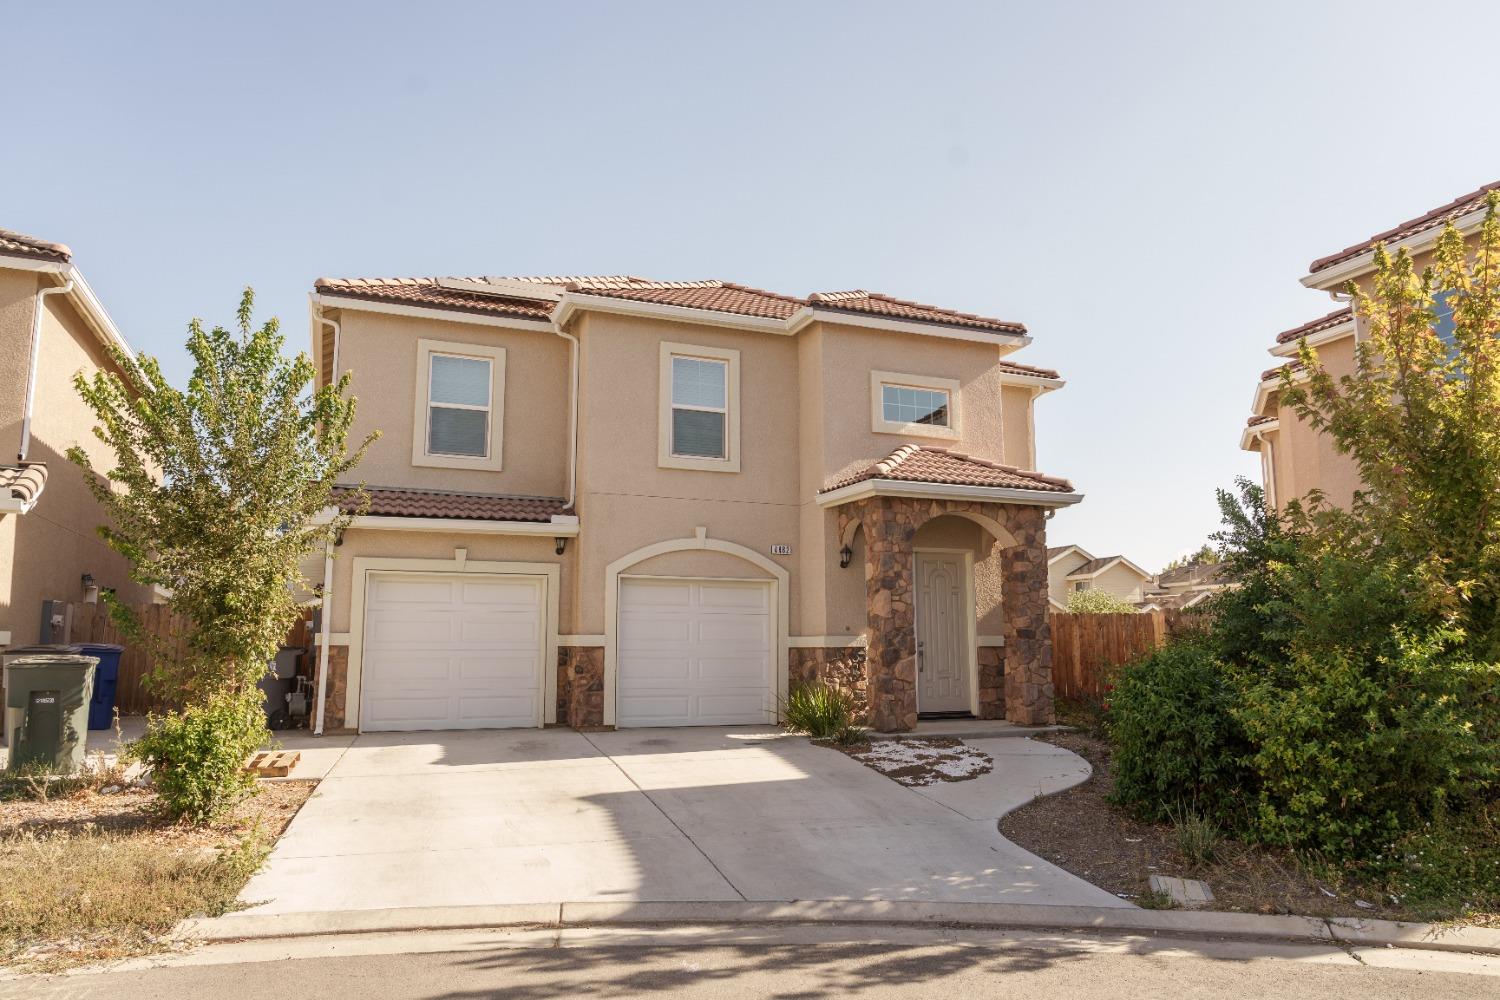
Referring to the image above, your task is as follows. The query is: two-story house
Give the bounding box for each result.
[1243,180,1500,508]
[0,229,151,646]
[307,275,1079,735]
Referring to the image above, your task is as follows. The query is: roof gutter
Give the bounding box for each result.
[1301,203,1491,291]
[815,477,1083,509]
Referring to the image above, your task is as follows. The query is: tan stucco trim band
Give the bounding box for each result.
[816,478,1083,509]
[559,634,606,646]
[788,635,868,648]
[976,635,1006,647]
[330,514,580,537]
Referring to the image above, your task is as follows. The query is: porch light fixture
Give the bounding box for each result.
[555,537,568,556]
[839,545,853,569]
[81,573,100,604]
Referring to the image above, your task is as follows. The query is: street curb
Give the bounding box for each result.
[180,900,1500,956]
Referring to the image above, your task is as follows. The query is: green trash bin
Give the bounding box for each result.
[4,654,98,774]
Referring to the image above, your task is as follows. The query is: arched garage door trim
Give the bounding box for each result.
[604,526,790,727]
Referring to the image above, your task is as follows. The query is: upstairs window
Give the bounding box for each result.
[412,339,506,471]
[670,356,728,459]
[881,383,950,427]
[658,342,741,472]
[870,370,960,439]
[428,354,492,457]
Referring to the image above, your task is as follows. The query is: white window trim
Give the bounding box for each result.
[411,338,506,471]
[658,341,740,473]
[870,370,961,440]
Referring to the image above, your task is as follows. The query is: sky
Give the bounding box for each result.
[6,1,1500,570]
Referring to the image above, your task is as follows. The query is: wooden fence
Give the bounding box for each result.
[1049,610,1201,699]
[63,601,189,715]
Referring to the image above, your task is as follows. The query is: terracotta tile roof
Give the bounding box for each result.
[0,463,47,505]
[1309,180,1500,275]
[996,359,1061,379]
[566,279,805,320]
[316,275,1028,337]
[807,290,1027,335]
[1275,306,1353,344]
[334,485,570,523]
[1260,360,1303,382]
[1246,414,1275,428]
[821,445,1074,494]
[0,228,70,264]
[315,277,557,322]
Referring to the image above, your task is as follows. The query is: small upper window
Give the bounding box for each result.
[869,370,960,439]
[427,353,492,457]
[881,383,950,427]
[670,355,728,459]
[1433,289,1458,353]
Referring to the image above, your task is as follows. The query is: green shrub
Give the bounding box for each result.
[1108,638,1251,823]
[1235,630,1500,858]
[1065,590,1138,615]
[128,694,267,822]
[782,682,857,739]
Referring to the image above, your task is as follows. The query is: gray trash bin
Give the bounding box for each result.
[2,644,82,746]
[4,654,98,774]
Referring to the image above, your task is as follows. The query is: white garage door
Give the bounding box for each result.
[616,577,774,727]
[360,573,544,732]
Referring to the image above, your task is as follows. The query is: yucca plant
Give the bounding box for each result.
[781,682,857,739]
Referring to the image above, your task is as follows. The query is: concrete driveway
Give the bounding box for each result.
[232,727,1127,916]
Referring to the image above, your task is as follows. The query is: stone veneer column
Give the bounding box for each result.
[854,499,920,732]
[999,505,1055,725]
[559,646,605,728]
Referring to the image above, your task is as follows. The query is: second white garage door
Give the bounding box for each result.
[360,572,544,732]
[616,577,774,727]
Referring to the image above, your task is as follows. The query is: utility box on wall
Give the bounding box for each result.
[39,600,70,645]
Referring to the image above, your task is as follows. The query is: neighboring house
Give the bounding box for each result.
[1046,545,1152,610]
[307,275,1080,735]
[1136,561,1233,611]
[1243,180,1500,508]
[0,229,150,647]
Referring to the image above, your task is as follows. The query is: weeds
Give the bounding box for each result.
[1170,807,1222,866]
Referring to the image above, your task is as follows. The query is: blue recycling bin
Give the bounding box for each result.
[80,643,125,730]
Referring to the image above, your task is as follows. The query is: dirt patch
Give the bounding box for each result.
[999,732,1406,919]
[0,779,315,972]
[826,737,993,787]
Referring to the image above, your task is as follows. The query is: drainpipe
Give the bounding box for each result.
[313,536,334,736]
[553,325,580,508]
[19,278,74,461]
[311,311,343,737]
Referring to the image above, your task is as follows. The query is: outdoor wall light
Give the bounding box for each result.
[81,573,100,604]
[555,537,568,556]
[839,545,853,569]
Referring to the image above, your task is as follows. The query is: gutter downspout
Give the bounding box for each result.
[313,537,334,736]
[553,324,580,508]
[312,309,342,737]
[20,277,74,461]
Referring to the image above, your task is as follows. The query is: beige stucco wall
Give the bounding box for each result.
[1270,332,1361,510]
[332,308,570,498]
[317,301,1055,647]
[325,528,572,635]
[0,271,151,643]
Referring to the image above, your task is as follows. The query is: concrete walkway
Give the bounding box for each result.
[228,726,1124,918]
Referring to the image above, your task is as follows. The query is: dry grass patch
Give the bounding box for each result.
[0,779,314,973]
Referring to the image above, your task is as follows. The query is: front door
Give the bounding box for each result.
[915,551,970,714]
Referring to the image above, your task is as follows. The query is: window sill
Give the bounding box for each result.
[871,421,960,441]
[413,453,504,472]
[658,454,741,473]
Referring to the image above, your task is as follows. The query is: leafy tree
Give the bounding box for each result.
[1162,543,1221,572]
[1281,191,1500,653]
[70,289,375,713]
[1065,589,1139,614]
